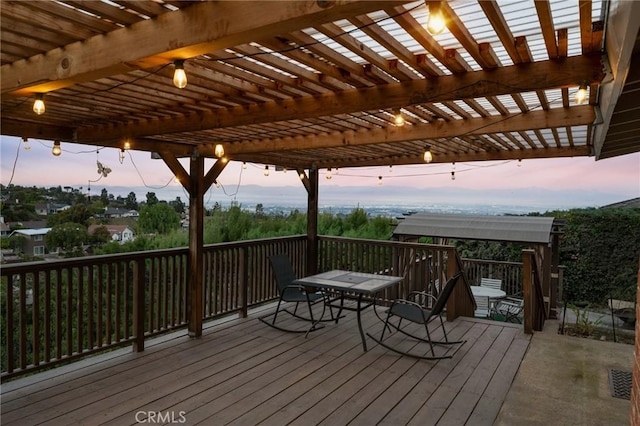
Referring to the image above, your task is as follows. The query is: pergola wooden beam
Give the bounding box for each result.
[224,105,596,155]
[71,55,603,143]
[1,0,413,95]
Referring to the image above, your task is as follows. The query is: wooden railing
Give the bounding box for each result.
[461,258,524,296]
[318,236,475,318]
[0,236,306,380]
[522,249,547,333]
[1,235,481,380]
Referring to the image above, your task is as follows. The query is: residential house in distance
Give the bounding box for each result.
[88,224,135,244]
[0,217,10,238]
[102,207,139,219]
[34,203,70,216]
[9,228,52,256]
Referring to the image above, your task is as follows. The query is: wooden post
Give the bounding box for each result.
[522,249,533,334]
[132,258,145,352]
[187,155,204,337]
[550,231,561,319]
[306,167,319,276]
[239,247,248,318]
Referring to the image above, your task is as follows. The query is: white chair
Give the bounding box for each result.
[480,278,503,313]
[474,294,490,318]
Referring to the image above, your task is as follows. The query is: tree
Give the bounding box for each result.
[90,225,112,245]
[138,202,180,234]
[125,192,138,210]
[47,203,97,227]
[146,192,159,206]
[45,222,87,257]
[169,196,185,214]
[100,188,109,206]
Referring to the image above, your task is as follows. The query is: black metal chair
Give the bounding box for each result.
[367,272,465,360]
[258,254,334,334]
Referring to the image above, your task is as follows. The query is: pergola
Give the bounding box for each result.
[2,0,639,336]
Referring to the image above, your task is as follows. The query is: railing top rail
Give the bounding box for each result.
[319,235,456,251]
[0,235,309,275]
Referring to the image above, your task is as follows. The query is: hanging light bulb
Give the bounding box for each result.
[452,161,456,170]
[33,93,45,115]
[426,1,446,36]
[451,171,456,181]
[173,60,187,89]
[123,140,131,150]
[119,149,126,164]
[423,145,433,163]
[393,109,405,126]
[389,165,393,173]
[378,176,383,186]
[264,165,270,176]
[174,176,181,183]
[299,171,305,180]
[242,162,247,169]
[52,140,62,157]
[326,168,332,180]
[517,159,522,167]
[22,137,31,150]
[214,143,225,158]
[215,180,221,188]
[575,81,588,104]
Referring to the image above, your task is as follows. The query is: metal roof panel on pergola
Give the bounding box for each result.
[393,213,560,244]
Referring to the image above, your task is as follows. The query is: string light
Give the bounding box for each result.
[451,171,456,180]
[52,140,61,156]
[264,165,269,176]
[426,1,446,36]
[123,140,131,150]
[33,93,45,115]
[119,148,126,164]
[326,168,332,180]
[393,109,405,126]
[517,159,522,167]
[22,137,30,151]
[378,175,383,186]
[214,143,225,158]
[423,145,433,163]
[173,60,187,89]
[575,81,588,104]
[299,170,305,180]
[452,162,456,170]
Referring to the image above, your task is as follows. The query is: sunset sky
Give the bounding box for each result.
[2,135,638,211]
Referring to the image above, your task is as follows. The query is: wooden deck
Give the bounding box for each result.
[1,304,530,426]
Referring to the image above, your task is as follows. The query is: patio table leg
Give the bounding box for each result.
[357,293,367,351]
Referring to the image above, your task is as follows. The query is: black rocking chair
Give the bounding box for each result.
[258,254,335,334]
[367,272,465,360]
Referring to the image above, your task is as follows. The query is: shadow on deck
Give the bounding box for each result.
[2,305,530,425]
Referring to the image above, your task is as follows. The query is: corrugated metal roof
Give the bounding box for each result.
[393,213,556,244]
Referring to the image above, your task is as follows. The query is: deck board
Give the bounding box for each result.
[1,305,531,426]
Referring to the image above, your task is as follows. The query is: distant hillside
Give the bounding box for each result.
[600,198,640,209]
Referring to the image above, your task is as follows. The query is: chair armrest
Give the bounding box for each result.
[405,291,437,308]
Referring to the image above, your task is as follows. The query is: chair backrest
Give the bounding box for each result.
[480,278,502,291]
[268,254,297,293]
[430,273,462,316]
